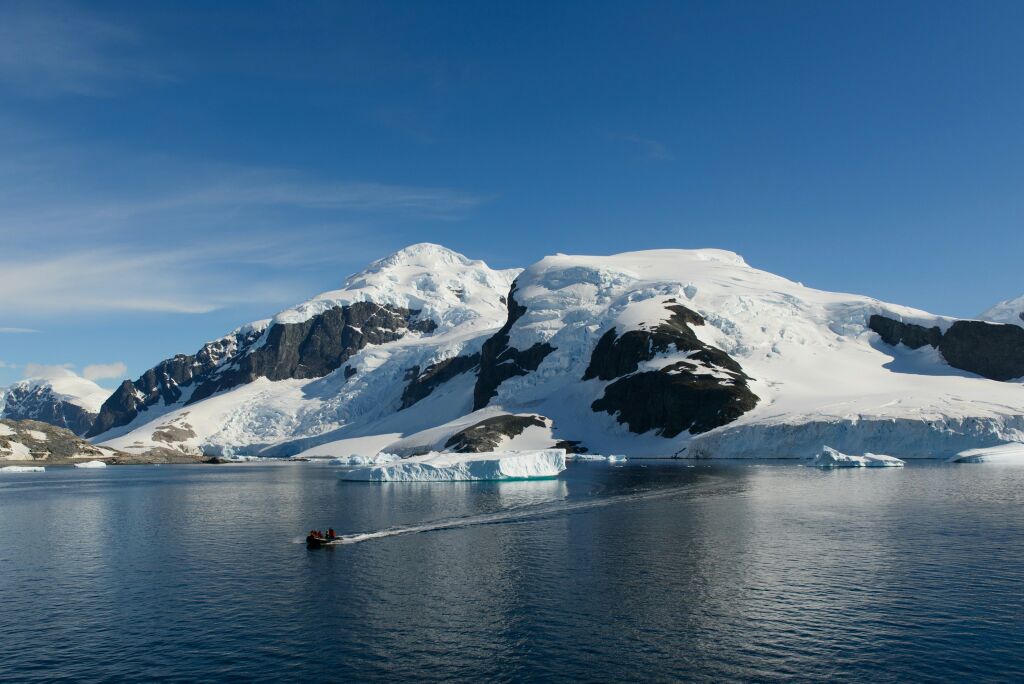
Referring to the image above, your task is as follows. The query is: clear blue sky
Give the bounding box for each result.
[1,0,1022,389]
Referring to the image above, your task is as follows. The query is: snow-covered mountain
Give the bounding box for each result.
[1,371,110,436]
[92,244,520,455]
[91,244,1024,460]
[980,295,1024,327]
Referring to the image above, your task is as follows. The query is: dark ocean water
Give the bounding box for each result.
[1,460,1022,682]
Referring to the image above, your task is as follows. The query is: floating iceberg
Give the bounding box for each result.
[340,449,567,482]
[950,443,1024,464]
[811,446,905,468]
[74,460,108,469]
[0,465,45,473]
[328,453,401,467]
[566,454,628,463]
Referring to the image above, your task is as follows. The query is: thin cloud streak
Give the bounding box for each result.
[0,327,39,334]
[0,248,304,316]
[0,1,166,97]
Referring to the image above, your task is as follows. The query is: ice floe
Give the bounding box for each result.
[73,460,108,468]
[810,446,905,468]
[0,465,45,473]
[566,454,628,462]
[328,453,401,466]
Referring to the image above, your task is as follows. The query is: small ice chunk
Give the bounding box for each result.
[341,449,567,482]
[1,465,45,473]
[811,446,905,468]
[74,460,108,469]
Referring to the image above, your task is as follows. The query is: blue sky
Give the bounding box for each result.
[1,0,1022,389]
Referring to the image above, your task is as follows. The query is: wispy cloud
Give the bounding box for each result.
[0,327,38,334]
[21,363,75,380]
[0,247,305,316]
[0,1,166,98]
[82,361,127,381]
[619,134,674,161]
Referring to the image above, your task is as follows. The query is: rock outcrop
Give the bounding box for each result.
[444,414,548,452]
[473,285,556,410]
[401,353,480,409]
[0,419,116,461]
[869,314,1024,381]
[587,304,759,437]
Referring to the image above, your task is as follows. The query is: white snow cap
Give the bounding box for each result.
[8,370,111,413]
[979,295,1024,328]
[272,243,520,329]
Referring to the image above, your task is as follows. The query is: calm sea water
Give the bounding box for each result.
[1,460,1022,682]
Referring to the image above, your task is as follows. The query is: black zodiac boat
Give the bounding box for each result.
[306,534,339,548]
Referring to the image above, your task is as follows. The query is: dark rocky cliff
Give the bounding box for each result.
[1,385,97,437]
[473,283,555,410]
[869,314,1024,381]
[586,303,759,437]
[88,302,434,438]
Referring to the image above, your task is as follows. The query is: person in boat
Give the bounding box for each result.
[327,528,336,540]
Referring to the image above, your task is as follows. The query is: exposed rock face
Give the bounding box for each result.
[869,315,1024,381]
[868,315,942,350]
[939,321,1024,381]
[0,419,117,461]
[1,384,97,436]
[473,284,556,410]
[444,414,547,452]
[587,304,759,437]
[88,302,434,437]
[401,353,480,409]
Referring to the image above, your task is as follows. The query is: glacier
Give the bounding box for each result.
[339,449,567,482]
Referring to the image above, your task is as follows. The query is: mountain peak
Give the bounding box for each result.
[272,244,520,328]
[979,294,1024,327]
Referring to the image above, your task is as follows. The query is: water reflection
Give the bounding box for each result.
[1,462,1022,681]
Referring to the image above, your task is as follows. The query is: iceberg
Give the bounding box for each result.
[1,465,45,473]
[951,443,1024,464]
[811,446,905,468]
[566,454,628,463]
[340,449,567,482]
[328,453,401,467]
[74,460,108,469]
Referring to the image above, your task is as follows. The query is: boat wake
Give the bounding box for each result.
[333,478,726,545]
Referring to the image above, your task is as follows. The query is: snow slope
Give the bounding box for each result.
[99,244,519,457]
[980,295,1024,327]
